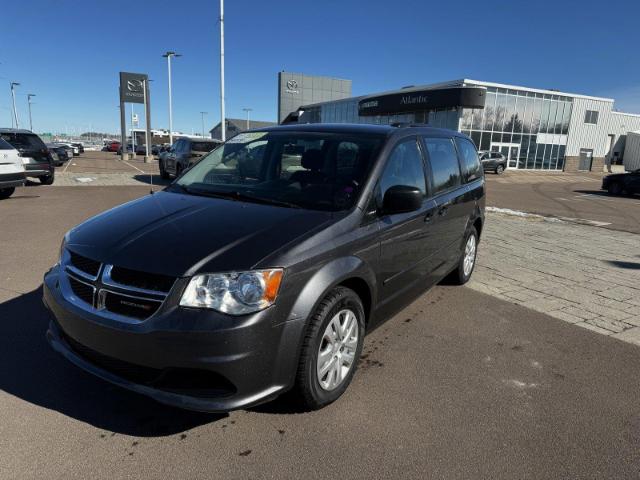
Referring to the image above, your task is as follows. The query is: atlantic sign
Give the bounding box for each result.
[358,87,486,116]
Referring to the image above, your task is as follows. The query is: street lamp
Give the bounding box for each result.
[162,51,181,145]
[242,108,253,130]
[10,82,20,128]
[27,94,36,131]
[219,0,226,141]
[200,111,208,138]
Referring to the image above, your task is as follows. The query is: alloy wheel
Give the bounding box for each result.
[317,309,359,391]
[463,234,477,277]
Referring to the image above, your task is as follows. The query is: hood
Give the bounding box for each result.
[66,191,335,277]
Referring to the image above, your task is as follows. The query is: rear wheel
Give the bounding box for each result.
[446,226,478,285]
[608,182,623,196]
[159,159,170,180]
[292,286,365,410]
[40,172,54,185]
[0,187,15,199]
[495,164,505,175]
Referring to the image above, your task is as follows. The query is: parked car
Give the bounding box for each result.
[71,142,85,154]
[602,168,640,196]
[55,142,80,156]
[159,138,222,179]
[0,137,26,199]
[0,129,54,184]
[46,144,71,166]
[116,144,134,155]
[479,150,507,174]
[44,123,485,412]
[104,141,121,152]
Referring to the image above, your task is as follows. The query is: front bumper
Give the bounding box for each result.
[43,265,306,412]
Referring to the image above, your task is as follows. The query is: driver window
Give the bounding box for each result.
[377,139,426,205]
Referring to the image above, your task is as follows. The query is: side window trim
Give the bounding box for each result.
[454,136,482,183]
[420,135,463,198]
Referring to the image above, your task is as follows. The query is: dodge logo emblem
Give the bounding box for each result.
[286,80,298,90]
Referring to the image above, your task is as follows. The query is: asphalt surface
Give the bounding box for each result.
[485,171,640,234]
[58,150,158,174]
[1,186,639,479]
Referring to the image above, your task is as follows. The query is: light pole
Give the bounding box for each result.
[200,111,208,138]
[10,82,20,128]
[242,108,252,130]
[219,0,226,141]
[162,51,181,145]
[27,94,36,131]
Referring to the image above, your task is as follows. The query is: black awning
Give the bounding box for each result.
[358,86,486,116]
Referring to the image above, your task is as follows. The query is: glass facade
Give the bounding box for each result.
[460,87,572,170]
[300,85,573,171]
[302,100,459,130]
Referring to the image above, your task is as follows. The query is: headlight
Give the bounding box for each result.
[180,269,283,315]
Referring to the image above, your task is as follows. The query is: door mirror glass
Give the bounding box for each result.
[382,185,422,214]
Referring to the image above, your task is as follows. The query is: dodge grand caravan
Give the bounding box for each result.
[44,123,485,412]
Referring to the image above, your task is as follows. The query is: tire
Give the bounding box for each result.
[292,286,365,410]
[608,182,623,196]
[40,172,54,185]
[159,159,170,180]
[0,187,15,199]
[446,226,479,285]
[495,164,505,175]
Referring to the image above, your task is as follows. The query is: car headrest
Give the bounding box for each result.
[301,149,324,171]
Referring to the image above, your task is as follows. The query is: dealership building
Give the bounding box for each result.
[278,73,640,172]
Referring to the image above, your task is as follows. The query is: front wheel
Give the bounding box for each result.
[292,286,365,410]
[0,187,15,199]
[446,226,478,285]
[608,182,623,196]
[495,164,505,175]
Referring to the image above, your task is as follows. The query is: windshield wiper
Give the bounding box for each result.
[178,186,302,209]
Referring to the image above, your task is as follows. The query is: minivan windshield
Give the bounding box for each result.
[173,131,384,211]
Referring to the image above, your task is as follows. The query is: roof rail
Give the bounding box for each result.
[389,122,429,128]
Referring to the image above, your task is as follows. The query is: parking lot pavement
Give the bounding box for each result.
[485,171,640,234]
[1,186,640,479]
[469,211,640,345]
[50,151,162,187]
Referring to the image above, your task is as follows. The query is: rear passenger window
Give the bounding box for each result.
[378,139,426,203]
[422,137,461,194]
[455,137,482,182]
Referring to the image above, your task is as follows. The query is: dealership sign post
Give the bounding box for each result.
[119,72,152,161]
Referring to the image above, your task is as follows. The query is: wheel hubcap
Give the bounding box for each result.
[317,309,359,391]
[463,234,477,277]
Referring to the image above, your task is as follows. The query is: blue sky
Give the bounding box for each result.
[1,0,639,135]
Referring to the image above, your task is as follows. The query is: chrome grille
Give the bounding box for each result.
[61,249,175,321]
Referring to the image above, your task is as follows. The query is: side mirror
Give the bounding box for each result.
[382,185,423,215]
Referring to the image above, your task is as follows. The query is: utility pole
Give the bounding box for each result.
[162,51,181,145]
[27,94,36,131]
[219,0,226,141]
[10,82,20,128]
[200,111,208,138]
[242,108,252,130]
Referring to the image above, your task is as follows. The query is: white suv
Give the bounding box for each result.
[0,137,26,199]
